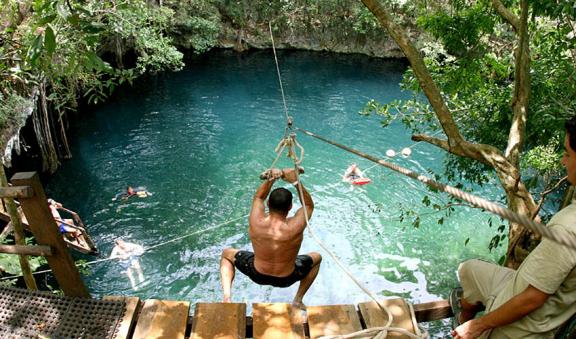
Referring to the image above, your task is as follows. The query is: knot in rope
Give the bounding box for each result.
[272,133,305,166]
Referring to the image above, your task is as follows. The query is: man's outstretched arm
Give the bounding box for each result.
[452,285,549,339]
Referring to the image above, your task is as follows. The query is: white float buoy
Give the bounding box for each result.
[401,147,412,157]
[386,149,396,157]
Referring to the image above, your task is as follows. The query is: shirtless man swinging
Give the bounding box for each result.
[220,168,322,308]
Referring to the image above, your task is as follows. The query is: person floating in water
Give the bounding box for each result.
[47,199,87,247]
[220,168,322,309]
[110,239,145,291]
[342,163,365,183]
[112,186,152,201]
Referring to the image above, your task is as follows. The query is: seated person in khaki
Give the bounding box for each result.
[220,168,322,308]
[452,116,576,338]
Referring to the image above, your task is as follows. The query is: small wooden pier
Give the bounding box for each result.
[107,296,451,338]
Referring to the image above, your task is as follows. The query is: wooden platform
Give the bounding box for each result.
[106,296,451,338]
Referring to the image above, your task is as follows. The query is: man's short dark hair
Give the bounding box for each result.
[269,188,292,213]
[566,116,576,151]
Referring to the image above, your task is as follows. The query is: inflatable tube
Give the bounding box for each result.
[352,177,371,185]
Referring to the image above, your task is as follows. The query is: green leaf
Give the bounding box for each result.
[27,34,44,65]
[37,14,57,26]
[44,25,56,56]
[412,216,421,228]
[422,195,431,207]
[464,238,469,246]
[85,51,106,72]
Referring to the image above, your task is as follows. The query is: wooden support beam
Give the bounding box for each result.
[0,244,52,256]
[11,172,90,298]
[0,186,33,199]
[413,300,452,322]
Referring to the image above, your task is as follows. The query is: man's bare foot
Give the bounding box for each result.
[223,296,231,303]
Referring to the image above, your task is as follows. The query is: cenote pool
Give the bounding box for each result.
[45,49,503,334]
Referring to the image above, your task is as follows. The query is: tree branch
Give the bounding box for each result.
[532,176,568,219]
[360,0,465,149]
[492,0,520,32]
[412,133,501,167]
[505,0,530,168]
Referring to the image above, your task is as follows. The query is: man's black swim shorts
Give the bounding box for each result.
[234,250,314,288]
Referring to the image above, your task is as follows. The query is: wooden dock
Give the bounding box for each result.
[105,296,451,339]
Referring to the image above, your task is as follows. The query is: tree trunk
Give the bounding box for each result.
[361,0,536,268]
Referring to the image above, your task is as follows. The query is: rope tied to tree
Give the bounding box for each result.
[274,132,426,339]
[296,127,576,251]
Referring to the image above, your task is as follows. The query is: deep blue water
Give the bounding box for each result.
[46,49,503,333]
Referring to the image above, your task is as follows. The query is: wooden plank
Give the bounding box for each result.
[132,299,190,339]
[253,303,304,339]
[191,303,246,339]
[358,298,417,338]
[307,304,362,339]
[11,172,89,297]
[0,244,52,256]
[413,300,452,322]
[104,296,141,339]
[0,186,33,198]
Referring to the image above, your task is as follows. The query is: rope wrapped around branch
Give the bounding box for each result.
[284,132,427,339]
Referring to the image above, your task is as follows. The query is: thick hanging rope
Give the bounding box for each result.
[0,172,358,283]
[280,134,426,339]
[296,127,576,250]
[267,25,425,337]
[269,22,291,125]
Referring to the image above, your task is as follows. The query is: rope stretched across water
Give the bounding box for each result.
[276,134,425,338]
[296,127,576,250]
[266,25,425,337]
[0,177,353,282]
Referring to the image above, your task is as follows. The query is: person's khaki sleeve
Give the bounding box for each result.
[520,225,576,294]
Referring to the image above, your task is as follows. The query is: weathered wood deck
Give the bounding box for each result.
[105,296,452,339]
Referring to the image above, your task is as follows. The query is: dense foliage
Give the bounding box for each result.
[360,0,576,263]
[365,0,574,195]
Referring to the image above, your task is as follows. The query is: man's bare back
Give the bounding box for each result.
[219,168,322,306]
[250,214,305,276]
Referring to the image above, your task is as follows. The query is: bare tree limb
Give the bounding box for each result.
[412,133,504,168]
[505,0,530,168]
[360,0,465,149]
[492,0,520,32]
[532,176,568,219]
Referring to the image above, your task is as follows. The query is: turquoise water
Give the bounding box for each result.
[46,50,502,324]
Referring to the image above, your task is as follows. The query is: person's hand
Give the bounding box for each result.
[451,319,486,339]
[282,168,298,183]
[262,168,283,181]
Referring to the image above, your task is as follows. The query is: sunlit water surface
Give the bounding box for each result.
[46,50,504,335]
